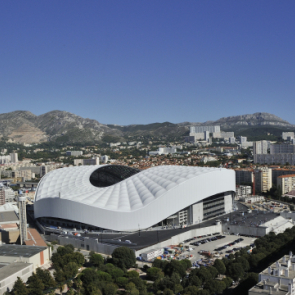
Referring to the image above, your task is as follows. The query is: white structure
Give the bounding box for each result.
[277,174,295,195]
[190,126,220,134]
[236,185,252,199]
[255,154,295,166]
[149,146,177,155]
[100,155,109,164]
[229,137,235,144]
[74,157,100,166]
[270,144,295,154]
[10,152,18,163]
[254,167,272,193]
[249,252,295,295]
[282,132,295,140]
[239,136,247,143]
[34,165,235,232]
[254,141,269,154]
[66,151,83,156]
[18,196,27,245]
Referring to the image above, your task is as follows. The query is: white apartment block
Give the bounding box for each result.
[277,175,295,195]
[236,185,252,199]
[239,136,247,143]
[255,154,295,166]
[74,157,100,166]
[10,152,18,163]
[254,167,272,193]
[149,146,177,156]
[254,141,269,154]
[100,155,109,164]
[249,252,295,295]
[190,125,220,133]
[282,132,295,140]
[229,137,235,144]
[270,144,295,154]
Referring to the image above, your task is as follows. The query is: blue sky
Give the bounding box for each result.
[1,1,294,125]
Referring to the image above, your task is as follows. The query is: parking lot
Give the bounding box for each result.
[173,234,256,262]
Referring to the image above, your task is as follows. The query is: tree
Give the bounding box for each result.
[164,260,186,278]
[112,247,136,269]
[126,270,140,278]
[147,267,164,281]
[214,259,226,274]
[116,277,129,288]
[103,283,117,295]
[27,273,44,295]
[35,268,56,289]
[90,253,104,267]
[197,290,210,295]
[207,266,218,278]
[54,269,65,283]
[227,263,244,281]
[97,271,112,282]
[184,285,199,295]
[64,262,79,279]
[12,277,28,295]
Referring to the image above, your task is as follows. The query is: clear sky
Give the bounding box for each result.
[1,1,294,125]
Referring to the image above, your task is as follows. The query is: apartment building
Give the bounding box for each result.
[282,132,295,140]
[277,175,295,195]
[272,169,295,186]
[74,157,100,166]
[254,141,269,154]
[270,144,295,154]
[66,151,83,156]
[249,252,295,295]
[255,154,295,166]
[235,169,254,185]
[254,167,272,193]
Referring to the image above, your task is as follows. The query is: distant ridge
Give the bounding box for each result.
[0,110,293,144]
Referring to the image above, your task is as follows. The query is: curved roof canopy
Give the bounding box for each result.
[34,165,235,231]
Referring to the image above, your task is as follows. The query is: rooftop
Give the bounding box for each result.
[0,244,47,258]
[0,211,19,224]
[0,262,33,281]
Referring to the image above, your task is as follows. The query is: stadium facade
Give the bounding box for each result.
[34,165,235,232]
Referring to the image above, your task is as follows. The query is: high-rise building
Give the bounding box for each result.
[253,141,268,154]
[0,185,5,205]
[277,175,295,195]
[66,151,83,157]
[270,144,295,154]
[282,132,295,140]
[18,195,28,245]
[10,152,18,163]
[190,125,220,134]
[254,167,272,193]
[100,155,109,164]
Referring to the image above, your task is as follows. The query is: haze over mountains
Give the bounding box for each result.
[0,111,293,144]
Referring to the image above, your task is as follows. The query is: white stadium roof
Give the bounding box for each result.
[34,165,235,231]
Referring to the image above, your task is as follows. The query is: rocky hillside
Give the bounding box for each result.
[0,111,293,144]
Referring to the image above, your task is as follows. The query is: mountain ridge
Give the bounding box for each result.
[0,111,293,144]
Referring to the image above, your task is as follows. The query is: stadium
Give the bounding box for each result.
[34,165,235,232]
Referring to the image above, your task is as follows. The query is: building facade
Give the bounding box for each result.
[277,175,295,195]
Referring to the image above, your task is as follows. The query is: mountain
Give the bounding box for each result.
[0,111,293,144]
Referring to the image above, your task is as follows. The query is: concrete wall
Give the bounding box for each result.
[135,224,222,256]
[222,223,267,236]
[192,203,203,223]
[0,263,34,295]
[224,193,233,213]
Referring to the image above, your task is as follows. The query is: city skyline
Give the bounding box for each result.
[1,1,294,125]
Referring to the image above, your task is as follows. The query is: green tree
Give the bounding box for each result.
[197,290,210,295]
[35,268,56,289]
[64,262,79,279]
[11,277,28,295]
[112,247,136,269]
[103,283,117,295]
[184,285,199,295]
[90,253,104,267]
[27,273,44,295]
[147,267,164,281]
[54,269,66,283]
[213,259,226,274]
[108,267,124,280]
[97,271,112,282]
[227,263,244,281]
[126,270,139,278]
[116,277,128,288]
